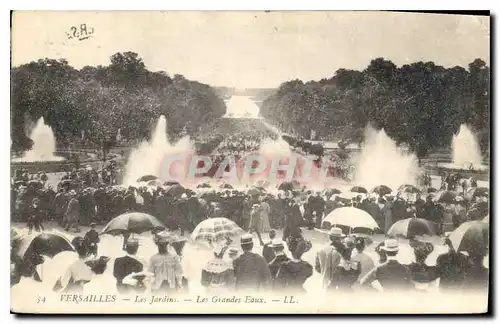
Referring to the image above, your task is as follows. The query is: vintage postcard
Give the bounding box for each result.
[10,11,490,314]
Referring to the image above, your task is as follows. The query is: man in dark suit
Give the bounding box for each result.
[268,239,290,281]
[113,239,145,294]
[233,234,271,292]
[360,239,412,292]
[83,223,100,257]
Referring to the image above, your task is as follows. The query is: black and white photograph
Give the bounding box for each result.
[9,11,490,314]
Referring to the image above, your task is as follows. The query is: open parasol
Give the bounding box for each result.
[15,232,74,261]
[350,186,368,194]
[101,212,164,235]
[322,207,378,232]
[387,218,437,238]
[448,220,489,256]
[398,184,421,194]
[137,175,158,182]
[372,185,392,196]
[434,191,457,204]
[191,217,244,245]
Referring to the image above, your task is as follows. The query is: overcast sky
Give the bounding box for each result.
[12,11,490,89]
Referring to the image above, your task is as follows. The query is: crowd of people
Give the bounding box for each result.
[11,223,488,296]
[11,163,488,240]
[10,137,489,299]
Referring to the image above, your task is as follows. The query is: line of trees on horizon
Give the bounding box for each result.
[11,51,227,152]
[259,58,490,159]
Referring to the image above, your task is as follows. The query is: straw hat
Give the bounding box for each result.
[271,239,285,249]
[329,227,346,238]
[381,239,399,252]
[126,238,140,247]
[240,233,253,246]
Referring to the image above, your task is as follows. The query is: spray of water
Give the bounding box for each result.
[353,126,420,190]
[451,124,485,169]
[13,117,64,162]
[122,115,195,186]
[224,96,261,118]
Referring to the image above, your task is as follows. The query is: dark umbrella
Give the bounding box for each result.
[197,183,212,189]
[164,180,180,186]
[15,233,74,261]
[398,184,421,194]
[247,187,263,196]
[14,180,26,187]
[60,179,72,187]
[28,180,43,189]
[467,187,489,200]
[219,183,234,189]
[137,175,158,182]
[372,185,392,196]
[434,191,457,204]
[427,187,438,193]
[255,180,270,188]
[147,179,162,187]
[164,184,185,198]
[448,221,489,255]
[101,212,165,235]
[387,218,437,238]
[323,188,342,196]
[350,186,368,194]
[278,182,295,191]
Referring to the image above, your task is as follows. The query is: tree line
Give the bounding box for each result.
[11,52,226,152]
[260,58,490,159]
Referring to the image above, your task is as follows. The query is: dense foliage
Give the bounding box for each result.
[11,52,226,151]
[260,58,490,158]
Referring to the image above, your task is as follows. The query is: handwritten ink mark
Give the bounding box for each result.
[66,23,95,42]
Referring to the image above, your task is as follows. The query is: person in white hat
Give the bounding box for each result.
[359,239,412,292]
[315,227,345,289]
[268,239,290,280]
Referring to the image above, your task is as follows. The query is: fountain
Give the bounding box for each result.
[353,126,420,190]
[438,124,487,171]
[224,96,260,118]
[12,117,64,162]
[122,115,195,186]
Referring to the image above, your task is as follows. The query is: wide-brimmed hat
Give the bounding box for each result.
[227,247,239,257]
[329,227,346,239]
[155,233,170,244]
[271,239,285,249]
[240,233,254,246]
[381,239,399,252]
[126,238,140,246]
